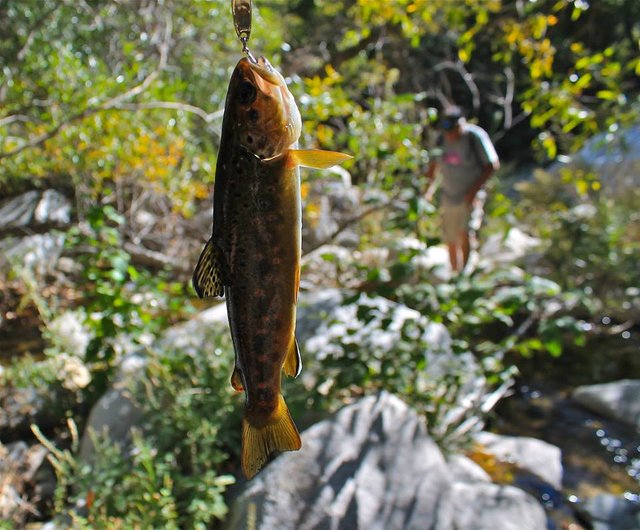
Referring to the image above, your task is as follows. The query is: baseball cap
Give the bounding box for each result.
[439,106,463,130]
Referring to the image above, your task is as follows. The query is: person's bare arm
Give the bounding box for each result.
[464,160,499,204]
[425,161,439,201]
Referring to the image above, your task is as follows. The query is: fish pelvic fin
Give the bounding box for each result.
[287,149,353,170]
[283,338,302,378]
[231,366,244,392]
[241,395,301,479]
[192,237,225,298]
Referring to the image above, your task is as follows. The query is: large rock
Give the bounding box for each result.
[0,189,71,232]
[572,379,640,431]
[223,392,454,530]
[447,453,547,530]
[475,431,563,490]
[478,227,541,269]
[451,481,548,530]
[223,393,548,530]
[79,353,147,463]
[0,233,66,277]
[579,494,640,530]
[0,189,71,277]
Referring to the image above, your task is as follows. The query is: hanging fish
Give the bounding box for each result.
[193,56,351,479]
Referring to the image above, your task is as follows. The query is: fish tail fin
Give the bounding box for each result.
[241,394,301,479]
[192,237,225,298]
[283,338,302,378]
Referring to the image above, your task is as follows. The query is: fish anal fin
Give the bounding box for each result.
[231,366,244,392]
[283,338,302,378]
[287,149,352,170]
[192,238,225,298]
[241,394,301,479]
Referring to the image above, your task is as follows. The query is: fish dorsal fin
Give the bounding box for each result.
[287,149,352,169]
[192,238,225,298]
[283,338,302,378]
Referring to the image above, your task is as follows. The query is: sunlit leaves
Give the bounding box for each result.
[0,1,235,213]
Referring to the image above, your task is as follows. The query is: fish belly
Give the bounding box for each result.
[224,155,300,400]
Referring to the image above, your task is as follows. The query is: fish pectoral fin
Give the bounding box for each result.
[192,237,226,298]
[283,338,302,378]
[231,366,244,392]
[241,395,301,479]
[287,149,353,170]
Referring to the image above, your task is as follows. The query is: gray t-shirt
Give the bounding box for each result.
[435,123,498,204]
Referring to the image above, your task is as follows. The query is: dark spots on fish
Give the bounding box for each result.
[246,135,254,144]
[258,259,272,276]
[253,336,265,353]
[256,387,274,403]
[248,108,259,122]
[237,81,257,105]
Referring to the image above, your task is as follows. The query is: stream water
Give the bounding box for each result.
[478,326,640,528]
[495,383,639,495]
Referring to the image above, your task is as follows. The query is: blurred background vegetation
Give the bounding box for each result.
[1,0,639,527]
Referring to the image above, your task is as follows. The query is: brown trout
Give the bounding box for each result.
[193,56,350,479]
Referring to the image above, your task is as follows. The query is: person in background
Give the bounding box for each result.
[424,106,500,273]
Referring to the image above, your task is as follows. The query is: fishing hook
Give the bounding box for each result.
[231,0,257,63]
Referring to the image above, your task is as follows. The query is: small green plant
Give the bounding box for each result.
[64,204,197,401]
[31,330,239,529]
[291,290,517,449]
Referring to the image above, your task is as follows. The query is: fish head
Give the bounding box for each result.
[228,56,302,160]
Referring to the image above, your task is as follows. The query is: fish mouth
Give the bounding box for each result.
[242,56,291,115]
[246,56,285,87]
[238,56,301,157]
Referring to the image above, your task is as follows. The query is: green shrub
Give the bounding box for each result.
[64,204,197,402]
[516,168,640,322]
[33,331,239,529]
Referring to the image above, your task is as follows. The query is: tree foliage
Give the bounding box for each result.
[2,0,638,200]
[0,0,285,213]
[1,0,639,525]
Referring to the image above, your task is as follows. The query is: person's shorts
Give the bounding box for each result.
[441,201,471,244]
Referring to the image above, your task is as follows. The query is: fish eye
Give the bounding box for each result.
[237,81,257,105]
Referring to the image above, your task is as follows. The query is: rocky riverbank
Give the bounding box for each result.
[1,186,638,529]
